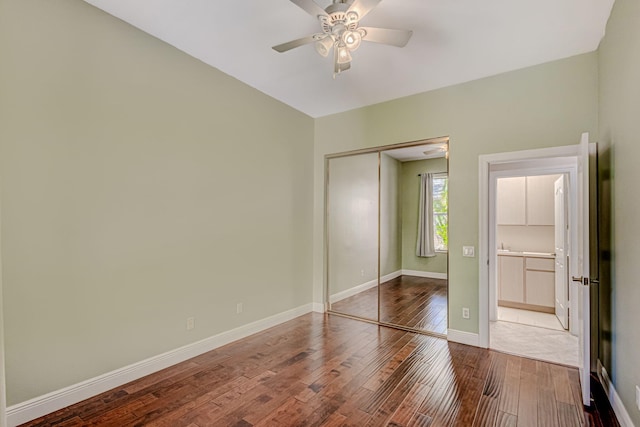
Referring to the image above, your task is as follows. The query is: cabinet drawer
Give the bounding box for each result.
[525,257,554,271]
[525,270,555,307]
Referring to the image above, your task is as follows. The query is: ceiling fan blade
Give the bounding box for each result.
[290,0,328,18]
[348,0,383,19]
[360,27,413,47]
[272,35,317,53]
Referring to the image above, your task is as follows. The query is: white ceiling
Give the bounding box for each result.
[384,142,448,162]
[83,0,614,118]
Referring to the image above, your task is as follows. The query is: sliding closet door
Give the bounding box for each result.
[378,145,449,335]
[327,153,379,321]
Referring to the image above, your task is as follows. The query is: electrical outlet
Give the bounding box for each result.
[236,303,243,314]
[360,269,365,276]
[636,385,640,411]
[462,307,470,319]
[463,246,475,257]
[186,317,195,330]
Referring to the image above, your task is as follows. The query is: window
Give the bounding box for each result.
[432,175,448,252]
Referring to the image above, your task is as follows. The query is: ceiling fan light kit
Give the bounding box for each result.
[314,35,334,57]
[273,0,413,78]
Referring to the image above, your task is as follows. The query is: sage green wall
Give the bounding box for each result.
[327,154,379,295]
[0,0,314,405]
[327,152,401,296]
[314,53,598,334]
[401,158,448,274]
[598,0,640,423]
[380,154,402,276]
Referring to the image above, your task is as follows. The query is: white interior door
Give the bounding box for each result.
[573,132,591,406]
[554,175,569,329]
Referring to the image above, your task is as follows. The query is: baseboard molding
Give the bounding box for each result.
[6,303,314,427]
[402,270,448,280]
[312,302,325,313]
[381,270,403,283]
[329,270,402,303]
[597,359,635,427]
[447,329,480,347]
[329,279,377,303]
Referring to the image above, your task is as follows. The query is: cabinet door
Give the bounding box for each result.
[525,270,555,307]
[497,177,526,225]
[525,257,555,271]
[526,175,558,225]
[499,256,524,303]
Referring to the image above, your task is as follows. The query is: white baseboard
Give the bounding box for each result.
[328,270,445,304]
[6,303,314,427]
[312,302,325,313]
[447,329,479,347]
[597,360,635,427]
[381,270,403,283]
[402,269,448,280]
[328,270,402,303]
[329,279,377,303]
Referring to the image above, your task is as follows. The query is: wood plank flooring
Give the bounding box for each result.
[330,275,448,334]
[20,312,614,427]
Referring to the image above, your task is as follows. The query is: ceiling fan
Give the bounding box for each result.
[273,0,413,77]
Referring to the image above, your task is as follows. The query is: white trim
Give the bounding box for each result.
[312,302,325,313]
[597,360,635,427]
[328,270,403,303]
[479,154,490,348]
[0,187,6,427]
[380,270,402,283]
[379,270,403,283]
[6,303,314,427]
[329,278,378,304]
[401,269,448,280]
[447,329,480,347]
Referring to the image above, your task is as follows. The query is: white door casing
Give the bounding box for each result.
[479,136,591,407]
[554,175,569,329]
[574,132,592,406]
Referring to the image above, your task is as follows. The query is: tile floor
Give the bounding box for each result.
[497,306,565,331]
[490,307,579,367]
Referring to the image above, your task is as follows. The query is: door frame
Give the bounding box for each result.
[554,175,570,330]
[486,164,578,330]
[478,144,583,348]
[0,180,6,427]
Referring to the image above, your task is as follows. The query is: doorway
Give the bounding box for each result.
[490,171,579,367]
[478,136,595,406]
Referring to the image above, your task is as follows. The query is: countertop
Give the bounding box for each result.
[497,249,555,259]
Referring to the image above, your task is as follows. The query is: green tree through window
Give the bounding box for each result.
[432,176,448,251]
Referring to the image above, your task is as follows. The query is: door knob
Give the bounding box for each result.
[572,276,599,285]
[572,276,589,285]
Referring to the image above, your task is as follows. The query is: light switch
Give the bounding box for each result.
[463,246,475,257]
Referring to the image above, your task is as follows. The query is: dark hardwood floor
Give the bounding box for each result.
[20,313,616,427]
[331,275,447,334]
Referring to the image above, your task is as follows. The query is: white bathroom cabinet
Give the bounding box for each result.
[497,175,557,226]
[498,253,555,313]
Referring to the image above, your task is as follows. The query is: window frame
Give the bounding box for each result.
[431,172,448,253]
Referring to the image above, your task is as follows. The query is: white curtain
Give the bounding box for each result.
[416,173,436,257]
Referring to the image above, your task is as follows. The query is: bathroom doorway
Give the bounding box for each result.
[479,136,597,406]
[491,172,578,366]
